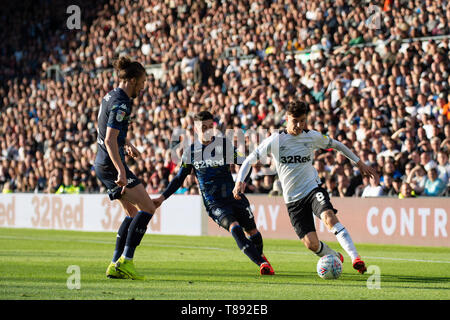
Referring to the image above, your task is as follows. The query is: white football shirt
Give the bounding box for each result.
[238,130,359,204]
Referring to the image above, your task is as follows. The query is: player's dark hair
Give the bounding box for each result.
[194,110,214,122]
[113,56,146,81]
[286,101,309,117]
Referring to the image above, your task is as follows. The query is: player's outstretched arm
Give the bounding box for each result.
[355,160,378,181]
[329,138,378,181]
[153,164,192,208]
[233,154,256,200]
[233,132,278,200]
[233,181,246,200]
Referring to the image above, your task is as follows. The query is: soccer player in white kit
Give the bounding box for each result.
[233,101,378,274]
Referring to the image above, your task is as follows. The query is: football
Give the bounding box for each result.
[317,254,342,280]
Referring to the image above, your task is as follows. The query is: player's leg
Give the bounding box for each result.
[311,187,366,274]
[246,228,264,257]
[119,182,155,259]
[95,164,136,279]
[287,195,342,262]
[112,199,138,262]
[233,198,273,271]
[301,231,342,261]
[245,228,274,274]
[320,209,366,274]
[214,208,272,274]
[226,220,274,275]
[233,198,265,256]
[114,169,156,280]
[106,199,137,279]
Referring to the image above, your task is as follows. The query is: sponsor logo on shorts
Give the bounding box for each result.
[211,208,223,217]
[107,185,121,194]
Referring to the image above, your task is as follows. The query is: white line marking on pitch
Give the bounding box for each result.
[1,234,449,264]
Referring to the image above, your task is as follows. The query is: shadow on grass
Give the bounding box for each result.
[379,274,450,285]
[143,266,450,292]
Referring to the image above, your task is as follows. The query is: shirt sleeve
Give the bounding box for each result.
[311,130,360,163]
[310,130,334,150]
[236,133,278,182]
[162,163,193,199]
[253,132,279,160]
[107,103,128,130]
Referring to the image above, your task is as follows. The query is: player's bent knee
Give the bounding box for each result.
[122,184,156,214]
[245,228,258,236]
[228,221,240,232]
[137,199,155,215]
[119,200,138,218]
[131,194,155,214]
[126,211,138,218]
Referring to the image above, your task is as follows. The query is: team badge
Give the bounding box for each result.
[116,110,126,122]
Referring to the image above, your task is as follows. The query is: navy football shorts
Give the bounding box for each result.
[207,195,257,232]
[94,163,141,200]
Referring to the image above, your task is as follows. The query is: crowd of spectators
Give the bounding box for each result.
[0,0,449,198]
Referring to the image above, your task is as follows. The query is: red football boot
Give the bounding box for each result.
[352,256,367,274]
[260,262,275,275]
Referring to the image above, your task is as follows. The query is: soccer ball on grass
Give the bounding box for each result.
[317,254,342,279]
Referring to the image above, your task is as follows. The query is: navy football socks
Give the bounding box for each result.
[230,225,265,265]
[112,216,133,263]
[249,231,263,256]
[123,211,153,260]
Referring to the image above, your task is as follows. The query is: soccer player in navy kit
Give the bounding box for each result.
[153,111,275,275]
[95,56,155,280]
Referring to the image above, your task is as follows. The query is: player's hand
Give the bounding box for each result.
[357,160,378,181]
[125,144,141,159]
[152,195,165,208]
[115,169,127,188]
[233,181,246,200]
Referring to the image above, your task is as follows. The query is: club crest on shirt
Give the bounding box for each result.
[116,110,126,122]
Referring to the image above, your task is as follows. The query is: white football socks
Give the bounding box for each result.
[314,241,339,259]
[331,222,358,261]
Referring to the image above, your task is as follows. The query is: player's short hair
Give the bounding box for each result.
[194,110,214,122]
[286,101,309,117]
[113,55,146,81]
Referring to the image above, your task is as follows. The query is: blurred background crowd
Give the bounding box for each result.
[0,0,449,198]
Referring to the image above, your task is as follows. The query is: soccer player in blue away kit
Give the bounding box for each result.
[153,111,275,275]
[95,56,156,280]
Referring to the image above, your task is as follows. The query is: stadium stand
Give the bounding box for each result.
[0,0,449,198]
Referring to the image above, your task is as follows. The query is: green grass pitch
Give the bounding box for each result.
[0,228,449,300]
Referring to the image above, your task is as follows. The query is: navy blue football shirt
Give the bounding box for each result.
[95,88,132,166]
[162,136,248,208]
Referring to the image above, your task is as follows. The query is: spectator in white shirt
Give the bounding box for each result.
[361,176,384,197]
